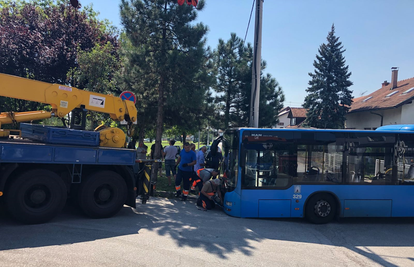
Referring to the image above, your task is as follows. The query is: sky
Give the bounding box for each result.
[84,0,414,107]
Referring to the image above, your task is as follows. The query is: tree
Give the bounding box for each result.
[119,0,209,180]
[303,24,353,129]
[257,70,285,127]
[68,42,120,130]
[0,0,119,114]
[164,44,215,142]
[212,33,285,129]
[213,33,249,129]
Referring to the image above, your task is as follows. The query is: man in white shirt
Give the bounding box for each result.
[136,141,147,160]
[163,140,178,186]
[134,141,148,178]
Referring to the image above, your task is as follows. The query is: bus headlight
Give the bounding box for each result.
[225,201,233,207]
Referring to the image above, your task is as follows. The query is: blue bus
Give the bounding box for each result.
[219,127,414,223]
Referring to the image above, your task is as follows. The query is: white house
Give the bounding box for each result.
[276,107,307,128]
[276,107,290,128]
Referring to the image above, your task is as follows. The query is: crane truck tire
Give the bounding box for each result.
[77,170,127,218]
[5,169,67,224]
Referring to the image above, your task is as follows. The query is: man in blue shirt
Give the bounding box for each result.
[194,146,207,173]
[175,142,196,201]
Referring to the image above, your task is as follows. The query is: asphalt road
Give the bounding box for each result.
[1,197,414,267]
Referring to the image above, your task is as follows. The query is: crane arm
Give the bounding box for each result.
[0,73,137,124]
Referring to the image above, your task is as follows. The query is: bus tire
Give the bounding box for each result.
[305,193,336,224]
[77,170,127,218]
[5,169,67,224]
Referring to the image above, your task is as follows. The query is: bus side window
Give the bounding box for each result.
[294,143,343,184]
[346,137,393,185]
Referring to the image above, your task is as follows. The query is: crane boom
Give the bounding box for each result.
[0,73,137,123]
[0,73,138,147]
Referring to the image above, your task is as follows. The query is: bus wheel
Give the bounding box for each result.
[77,170,127,218]
[5,169,67,224]
[305,193,336,224]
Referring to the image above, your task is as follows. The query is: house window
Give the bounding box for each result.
[363,96,373,102]
[290,118,296,126]
[385,91,399,98]
[402,87,414,95]
[278,122,284,126]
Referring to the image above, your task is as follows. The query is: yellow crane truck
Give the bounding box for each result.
[0,73,147,224]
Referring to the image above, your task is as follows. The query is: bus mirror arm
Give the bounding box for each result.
[240,150,246,168]
[210,135,225,156]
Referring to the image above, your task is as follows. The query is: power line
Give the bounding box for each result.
[244,0,255,43]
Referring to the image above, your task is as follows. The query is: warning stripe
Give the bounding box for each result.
[143,166,151,193]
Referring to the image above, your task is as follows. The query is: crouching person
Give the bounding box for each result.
[196,178,222,211]
[192,168,219,192]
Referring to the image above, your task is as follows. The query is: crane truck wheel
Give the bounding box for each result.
[5,169,67,224]
[77,170,127,218]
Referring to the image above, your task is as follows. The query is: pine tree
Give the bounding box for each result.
[258,70,285,127]
[119,0,209,180]
[212,33,284,128]
[213,33,248,129]
[303,24,353,129]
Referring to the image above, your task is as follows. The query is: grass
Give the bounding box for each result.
[154,162,176,192]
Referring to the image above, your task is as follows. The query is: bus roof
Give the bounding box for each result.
[375,125,414,131]
[226,126,414,134]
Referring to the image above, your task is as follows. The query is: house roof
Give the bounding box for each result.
[349,77,414,113]
[288,107,307,118]
[277,107,290,117]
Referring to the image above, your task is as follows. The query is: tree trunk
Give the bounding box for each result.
[182,132,187,143]
[138,126,145,143]
[150,74,165,188]
[225,87,231,129]
[150,1,168,189]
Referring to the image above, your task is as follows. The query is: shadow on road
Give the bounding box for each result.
[2,197,414,265]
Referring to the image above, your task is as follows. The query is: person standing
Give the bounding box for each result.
[134,141,148,177]
[194,146,207,173]
[175,142,196,201]
[163,140,178,186]
[206,147,223,170]
[136,141,148,160]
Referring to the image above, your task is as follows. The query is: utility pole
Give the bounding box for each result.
[249,0,263,128]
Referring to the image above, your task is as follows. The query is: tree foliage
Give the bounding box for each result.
[258,68,285,127]
[303,24,353,129]
[68,42,119,94]
[119,0,210,140]
[0,0,119,113]
[212,33,284,129]
[212,33,249,129]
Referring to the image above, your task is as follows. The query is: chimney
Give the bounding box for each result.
[382,80,389,87]
[391,67,399,89]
